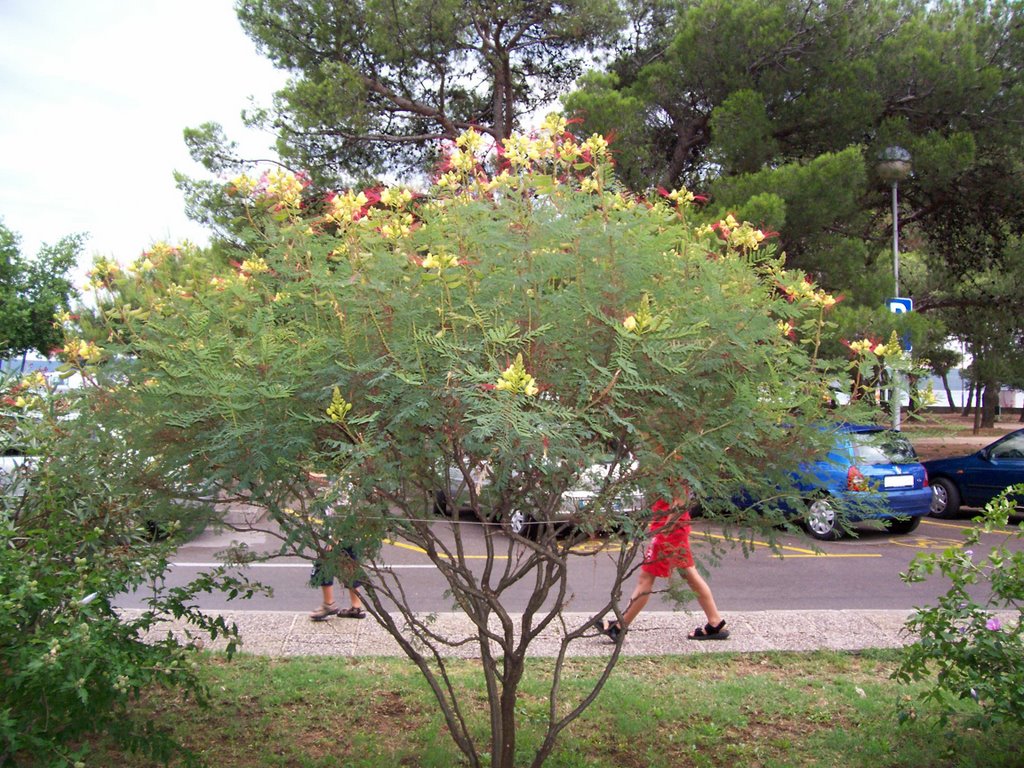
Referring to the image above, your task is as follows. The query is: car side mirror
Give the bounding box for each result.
[979,448,992,462]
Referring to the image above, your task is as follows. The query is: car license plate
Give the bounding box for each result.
[884,475,915,489]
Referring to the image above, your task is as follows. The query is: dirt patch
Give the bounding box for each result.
[903,411,1020,462]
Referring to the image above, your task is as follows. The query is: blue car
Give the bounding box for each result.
[786,424,933,540]
[923,428,1024,518]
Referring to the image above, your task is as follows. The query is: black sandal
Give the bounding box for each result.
[688,619,729,640]
[337,606,366,619]
[599,618,623,642]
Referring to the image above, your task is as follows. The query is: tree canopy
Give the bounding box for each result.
[219,0,624,185]
[0,221,81,361]
[561,0,1024,426]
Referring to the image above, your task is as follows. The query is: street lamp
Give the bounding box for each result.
[876,146,912,430]
[876,146,912,296]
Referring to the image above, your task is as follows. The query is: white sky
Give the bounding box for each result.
[0,1,287,284]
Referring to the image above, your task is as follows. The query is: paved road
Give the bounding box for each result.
[118,428,1022,656]
[118,509,1020,615]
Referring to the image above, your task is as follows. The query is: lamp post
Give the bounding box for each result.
[876,146,912,430]
[876,145,912,296]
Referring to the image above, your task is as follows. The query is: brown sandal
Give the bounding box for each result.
[337,606,366,619]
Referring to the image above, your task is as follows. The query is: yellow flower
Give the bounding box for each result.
[230,173,256,196]
[583,134,610,162]
[422,252,459,270]
[328,190,369,223]
[264,168,305,208]
[666,187,696,205]
[448,147,477,173]
[455,128,485,154]
[494,353,539,397]
[326,387,353,424]
[622,294,668,335]
[380,187,413,208]
[87,257,120,288]
[241,257,270,274]
[541,113,568,137]
[62,339,102,363]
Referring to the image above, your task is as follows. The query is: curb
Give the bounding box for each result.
[123,608,933,658]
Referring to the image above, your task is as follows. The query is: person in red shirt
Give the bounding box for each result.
[600,490,728,642]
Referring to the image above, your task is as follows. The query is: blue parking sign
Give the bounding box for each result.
[887,298,913,351]
[887,298,913,314]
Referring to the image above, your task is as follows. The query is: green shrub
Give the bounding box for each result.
[1,372,265,767]
[897,484,1024,729]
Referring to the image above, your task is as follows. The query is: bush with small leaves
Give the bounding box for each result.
[1,372,266,767]
[897,484,1024,729]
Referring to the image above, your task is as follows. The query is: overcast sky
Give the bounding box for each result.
[0,1,286,282]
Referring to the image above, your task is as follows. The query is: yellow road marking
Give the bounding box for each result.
[886,535,963,550]
[919,518,971,531]
[569,532,883,558]
[383,538,509,560]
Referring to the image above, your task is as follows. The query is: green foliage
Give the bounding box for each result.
[564,0,1024,387]
[897,485,1024,730]
[75,121,857,768]
[225,0,625,184]
[0,220,81,359]
[0,373,267,766]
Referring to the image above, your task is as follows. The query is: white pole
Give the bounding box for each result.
[892,180,901,431]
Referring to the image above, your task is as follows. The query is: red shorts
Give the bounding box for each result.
[641,505,693,577]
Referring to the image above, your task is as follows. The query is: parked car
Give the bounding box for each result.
[730,424,934,541]
[434,457,645,539]
[923,428,1024,518]
[0,414,36,500]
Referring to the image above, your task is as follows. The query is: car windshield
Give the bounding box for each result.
[850,430,917,465]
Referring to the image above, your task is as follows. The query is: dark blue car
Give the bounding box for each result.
[923,428,1024,518]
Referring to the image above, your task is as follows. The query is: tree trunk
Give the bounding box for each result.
[980,381,999,429]
[940,372,955,410]
[961,382,975,417]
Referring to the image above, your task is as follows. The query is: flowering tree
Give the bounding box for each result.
[76,117,844,768]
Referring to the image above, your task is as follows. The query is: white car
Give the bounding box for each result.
[435,457,645,539]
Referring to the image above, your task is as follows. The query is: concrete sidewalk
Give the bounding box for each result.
[123,608,937,658]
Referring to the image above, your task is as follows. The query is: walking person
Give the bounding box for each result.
[309,547,366,621]
[303,471,367,621]
[599,489,728,642]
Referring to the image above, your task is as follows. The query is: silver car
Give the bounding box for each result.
[435,457,644,539]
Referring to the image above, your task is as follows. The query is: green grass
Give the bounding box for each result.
[82,650,1023,768]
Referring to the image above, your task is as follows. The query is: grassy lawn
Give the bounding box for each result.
[89,650,1022,768]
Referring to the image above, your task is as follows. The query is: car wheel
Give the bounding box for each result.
[929,478,961,519]
[886,515,921,534]
[804,497,842,541]
[433,490,453,517]
[509,509,539,541]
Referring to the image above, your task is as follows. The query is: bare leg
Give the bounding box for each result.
[347,586,363,610]
[680,566,722,627]
[621,571,657,627]
[321,584,335,606]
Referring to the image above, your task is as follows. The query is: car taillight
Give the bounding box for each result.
[847,466,867,491]
[922,468,929,487]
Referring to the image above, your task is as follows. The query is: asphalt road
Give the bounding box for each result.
[116,512,1022,615]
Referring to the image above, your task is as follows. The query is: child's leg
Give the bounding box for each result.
[621,570,657,627]
[680,566,722,627]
